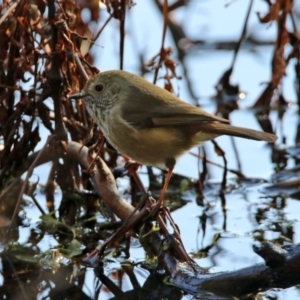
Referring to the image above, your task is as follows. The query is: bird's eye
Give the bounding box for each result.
[95,84,104,92]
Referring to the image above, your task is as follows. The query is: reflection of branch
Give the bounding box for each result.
[211,140,228,190]
[3,139,300,297]
[66,143,300,297]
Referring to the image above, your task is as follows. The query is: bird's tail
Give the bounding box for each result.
[199,123,277,143]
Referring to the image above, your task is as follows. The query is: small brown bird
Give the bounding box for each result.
[69,70,277,205]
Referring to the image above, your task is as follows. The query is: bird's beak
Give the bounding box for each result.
[67,92,89,100]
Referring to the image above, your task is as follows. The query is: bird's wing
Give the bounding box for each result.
[120,86,229,128]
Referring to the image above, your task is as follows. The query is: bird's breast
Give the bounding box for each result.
[105,115,202,167]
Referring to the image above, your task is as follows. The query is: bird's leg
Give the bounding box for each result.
[124,161,147,195]
[155,158,175,208]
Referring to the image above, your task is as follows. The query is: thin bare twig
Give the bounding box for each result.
[8,135,58,233]
[153,0,169,84]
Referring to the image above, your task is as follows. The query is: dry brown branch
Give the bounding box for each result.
[67,141,135,220]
